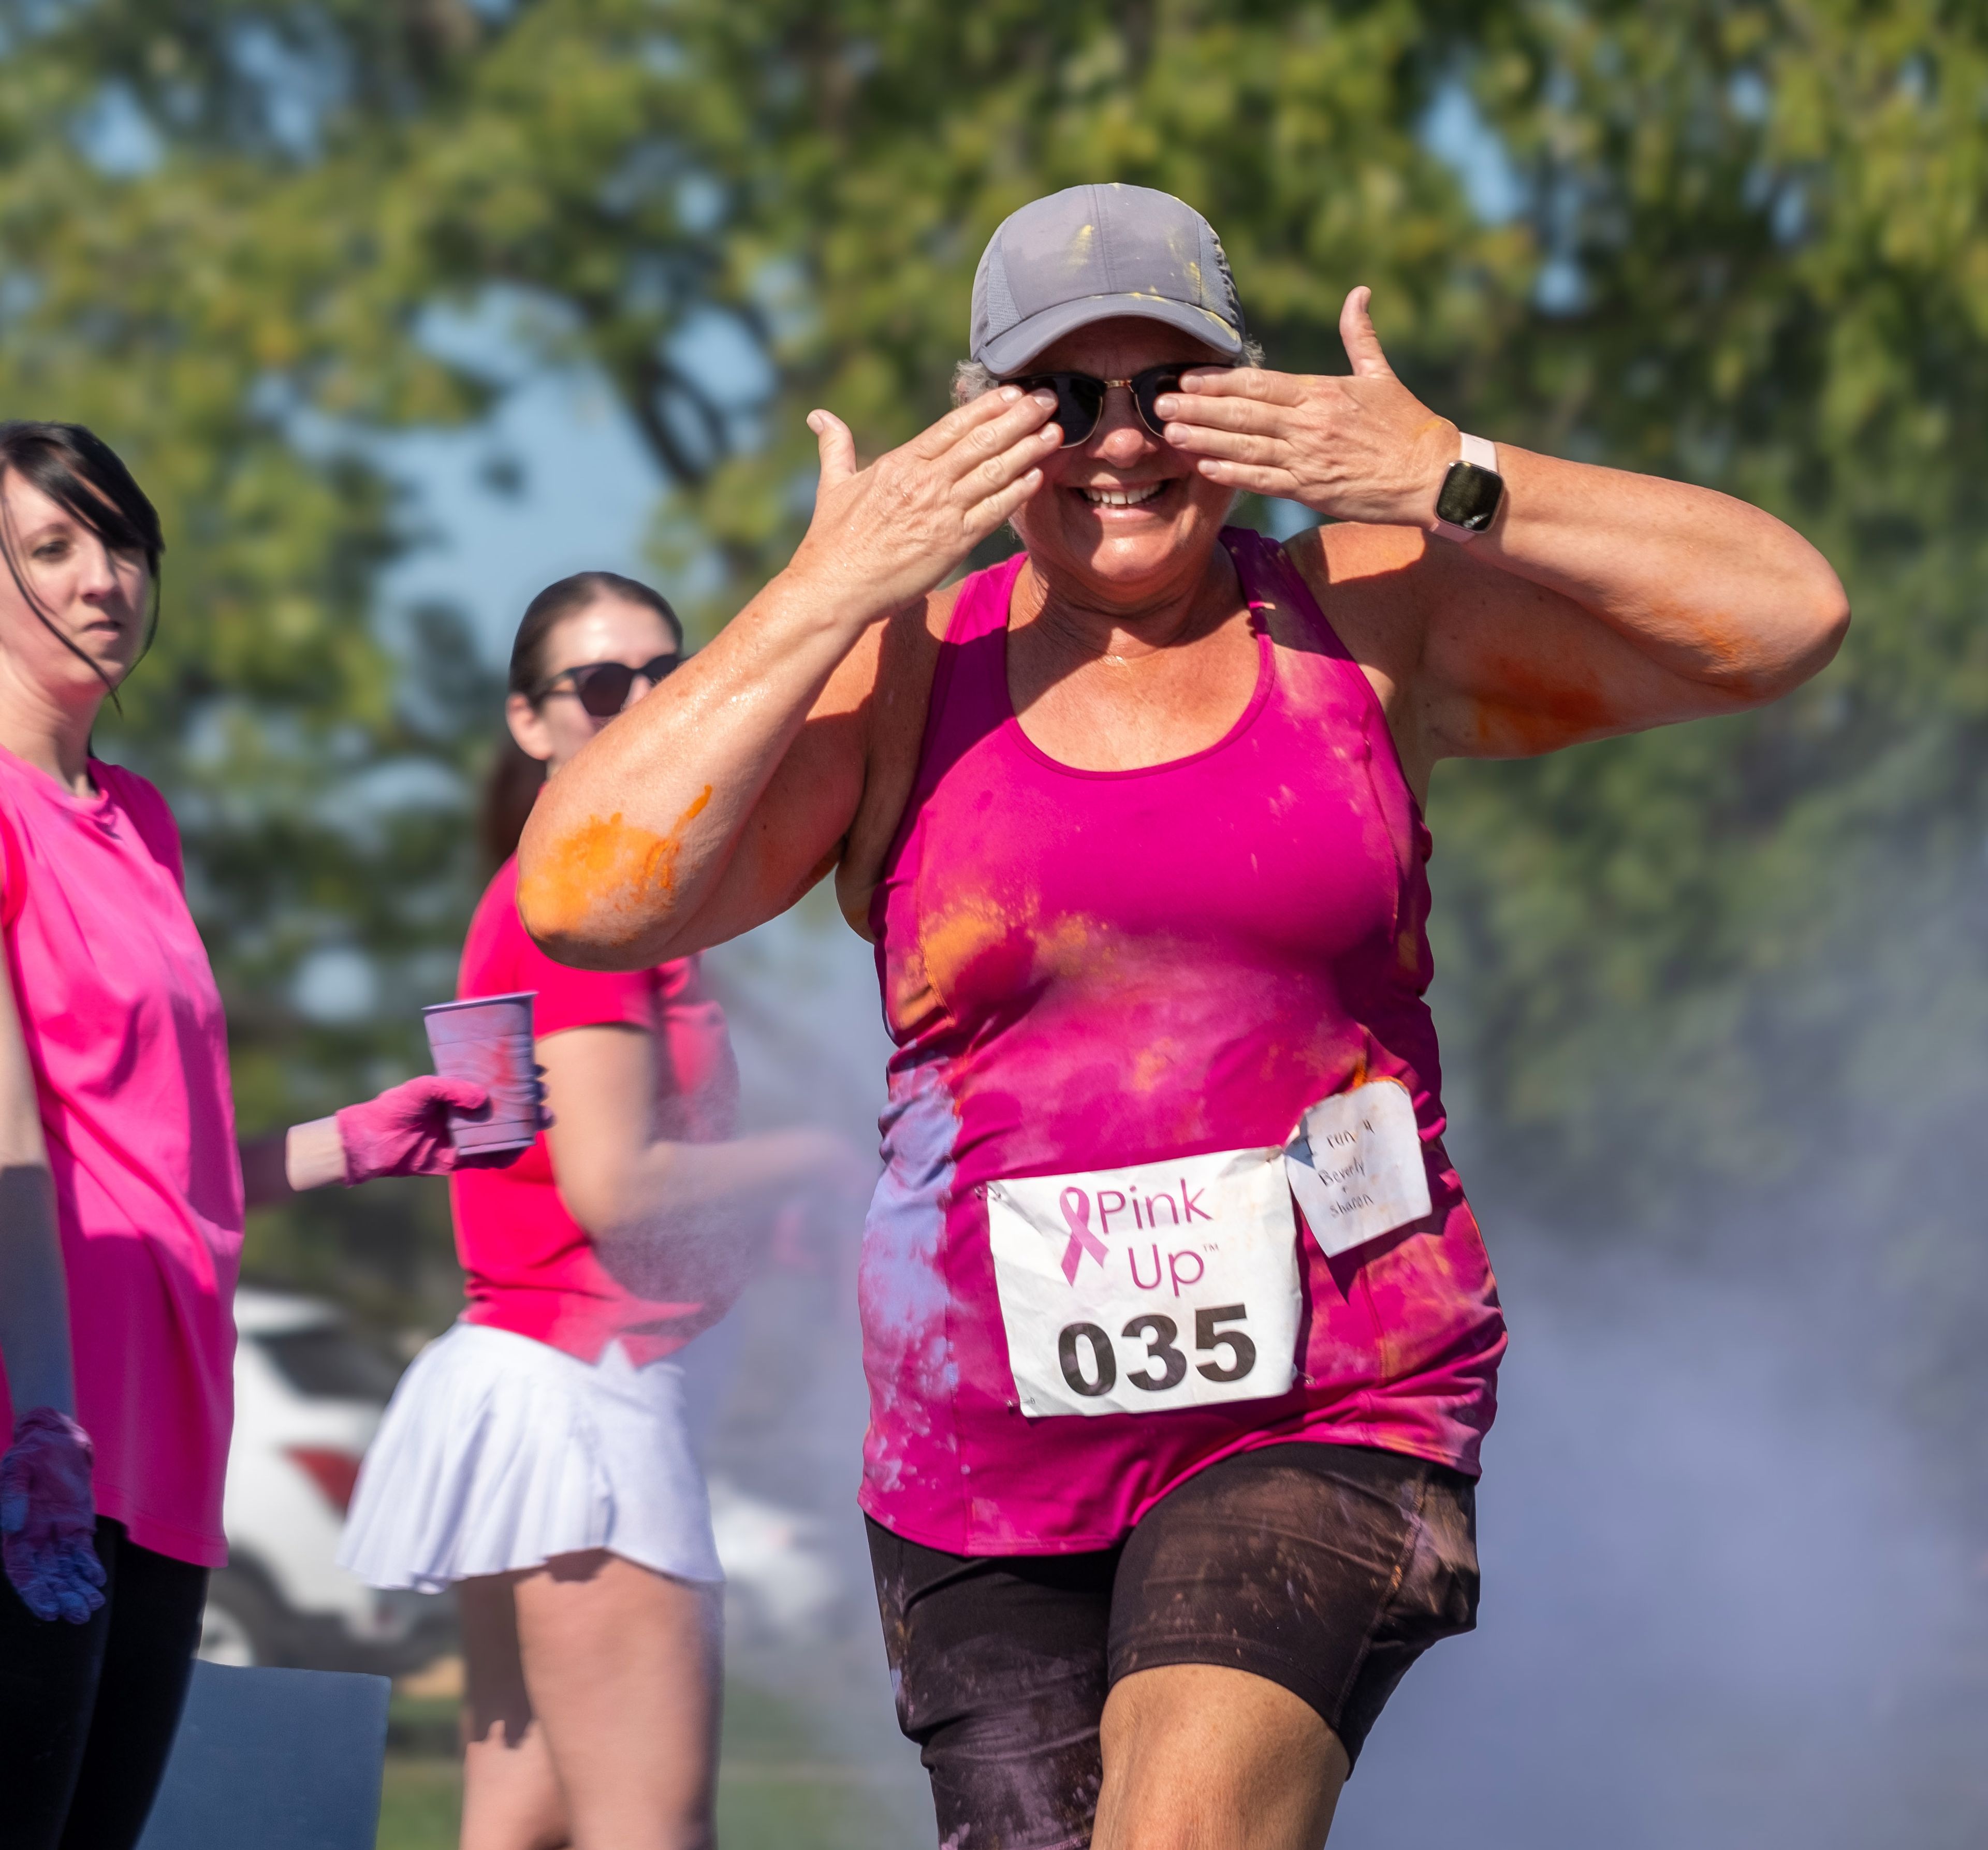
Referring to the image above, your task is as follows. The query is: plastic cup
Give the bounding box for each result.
[422,992,540,1155]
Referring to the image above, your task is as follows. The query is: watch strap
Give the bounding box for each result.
[1435,432,1502,543]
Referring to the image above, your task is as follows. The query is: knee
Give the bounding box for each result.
[1095,1668,1347,1850]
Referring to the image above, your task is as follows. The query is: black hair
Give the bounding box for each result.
[479,571,685,870]
[0,422,164,706]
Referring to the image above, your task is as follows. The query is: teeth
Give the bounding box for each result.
[1083,483,1163,507]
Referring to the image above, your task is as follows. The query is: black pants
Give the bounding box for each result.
[869,1443,1479,1850]
[0,1518,209,1850]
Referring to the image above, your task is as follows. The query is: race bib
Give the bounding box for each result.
[1284,1078,1431,1259]
[986,1148,1300,1420]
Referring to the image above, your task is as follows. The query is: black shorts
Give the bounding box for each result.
[867,1443,1478,1850]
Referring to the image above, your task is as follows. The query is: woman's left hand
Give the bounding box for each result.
[1154,286,1457,529]
[0,1408,105,1624]
[333,1075,493,1184]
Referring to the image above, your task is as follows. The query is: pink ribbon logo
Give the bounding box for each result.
[1058,1187,1109,1284]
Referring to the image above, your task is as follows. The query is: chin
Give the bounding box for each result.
[53,657,119,695]
[1080,528,1201,581]
[1059,534,1208,598]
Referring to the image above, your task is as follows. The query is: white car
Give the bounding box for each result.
[707,1475,847,1645]
[200,1288,447,1672]
[203,1290,847,1670]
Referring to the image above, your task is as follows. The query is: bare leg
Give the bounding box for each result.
[459,1572,570,1850]
[1092,1664,1349,1850]
[512,1550,723,1850]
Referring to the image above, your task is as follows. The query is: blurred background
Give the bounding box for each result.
[4,0,1986,1843]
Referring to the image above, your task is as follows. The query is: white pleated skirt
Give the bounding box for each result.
[338,1322,722,1592]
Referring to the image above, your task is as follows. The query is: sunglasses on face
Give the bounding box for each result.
[532,652,680,718]
[1006,363,1234,448]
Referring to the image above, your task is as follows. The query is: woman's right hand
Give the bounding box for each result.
[786,386,1061,619]
[768,1128,875,1276]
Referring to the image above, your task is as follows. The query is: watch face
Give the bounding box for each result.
[1436,460,1504,532]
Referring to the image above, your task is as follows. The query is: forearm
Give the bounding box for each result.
[518,567,873,970]
[238,1119,347,1208]
[518,386,1058,970]
[578,1129,827,1251]
[0,1166,74,1417]
[1161,295,1847,702]
[1455,445,1848,696]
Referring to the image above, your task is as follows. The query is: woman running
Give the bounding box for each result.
[517,185,1850,1848]
[0,420,503,1850]
[341,571,861,1850]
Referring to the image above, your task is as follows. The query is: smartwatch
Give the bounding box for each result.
[1434,432,1503,541]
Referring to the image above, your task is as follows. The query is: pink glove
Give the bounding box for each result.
[335,1075,494,1184]
[1,1408,105,1624]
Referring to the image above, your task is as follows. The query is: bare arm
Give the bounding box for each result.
[1161,287,1849,789]
[239,1072,501,1208]
[537,1025,863,1301]
[239,1123,346,1205]
[0,952,71,1420]
[518,386,1062,970]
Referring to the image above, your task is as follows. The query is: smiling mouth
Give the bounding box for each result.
[1079,483,1166,508]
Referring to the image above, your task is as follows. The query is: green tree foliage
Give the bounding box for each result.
[3,3,1984,1391]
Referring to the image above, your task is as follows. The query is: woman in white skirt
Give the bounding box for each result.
[342,572,860,1850]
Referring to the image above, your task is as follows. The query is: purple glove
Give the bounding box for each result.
[335,1075,493,1184]
[1,1408,105,1624]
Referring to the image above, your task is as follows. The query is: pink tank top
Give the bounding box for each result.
[859,528,1506,1554]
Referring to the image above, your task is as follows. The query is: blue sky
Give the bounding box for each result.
[382,360,665,666]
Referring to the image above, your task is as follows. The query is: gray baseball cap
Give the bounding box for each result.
[969,183,1246,376]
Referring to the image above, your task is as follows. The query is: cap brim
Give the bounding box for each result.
[977,294,1244,375]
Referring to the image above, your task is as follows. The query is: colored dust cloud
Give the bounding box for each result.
[520,788,712,947]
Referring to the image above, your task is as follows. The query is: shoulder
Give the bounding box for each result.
[469,855,523,931]
[96,763,186,885]
[95,759,172,815]
[470,855,657,1030]
[1282,522,1443,686]
[1284,519,1438,606]
[460,858,529,991]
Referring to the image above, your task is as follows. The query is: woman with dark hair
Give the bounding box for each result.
[0,421,507,1849]
[519,184,1848,1848]
[340,570,862,1850]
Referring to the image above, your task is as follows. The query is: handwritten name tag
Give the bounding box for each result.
[1284,1079,1431,1258]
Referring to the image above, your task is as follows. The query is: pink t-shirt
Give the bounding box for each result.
[0,749,241,1568]
[449,856,739,1364]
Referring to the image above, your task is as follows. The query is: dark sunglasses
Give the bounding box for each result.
[1007,363,1234,447]
[532,652,680,718]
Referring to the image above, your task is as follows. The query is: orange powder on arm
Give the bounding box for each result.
[518,789,713,956]
[1465,655,1616,758]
